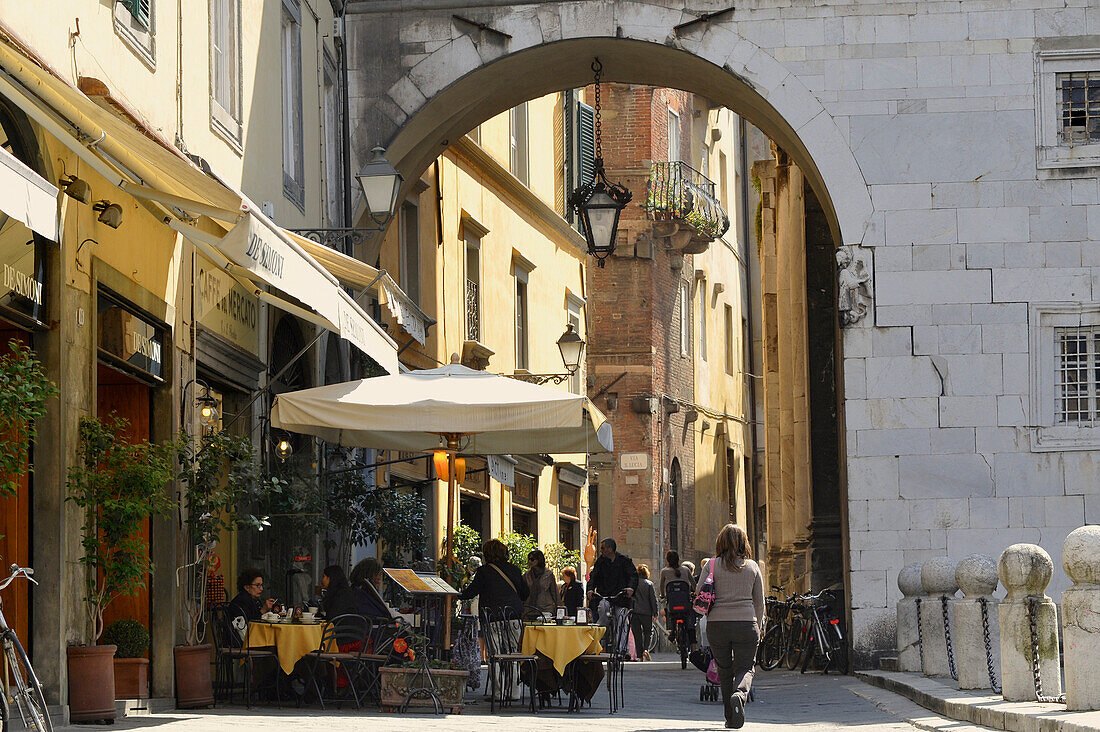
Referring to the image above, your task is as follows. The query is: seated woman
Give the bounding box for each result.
[320,565,358,619]
[228,568,276,628]
[559,567,584,617]
[349,557,399,620]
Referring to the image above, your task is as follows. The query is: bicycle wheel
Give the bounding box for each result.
[3,634,52,732]
[677,623,689,670]
[647,619,662,654]
[758,624,783,670]
[784,620,804,670]
[3,679,10,732]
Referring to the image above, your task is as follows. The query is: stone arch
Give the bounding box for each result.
[353,4,872,247]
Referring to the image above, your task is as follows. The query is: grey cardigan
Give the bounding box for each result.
[632,578,659,617]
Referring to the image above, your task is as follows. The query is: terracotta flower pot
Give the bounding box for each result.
[379,666,467,713]
[67,645,117,723]
[174,644,214,708]
[113,657,149,700]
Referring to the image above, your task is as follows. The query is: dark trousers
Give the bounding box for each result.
[707,620,759,722]
[630,613,653,656]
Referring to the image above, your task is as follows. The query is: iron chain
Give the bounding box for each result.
[977,597,1001,694]
[915,597,924,674]
[1026,597,1066,704]
[941,595,957,681]
[592,58,603,159]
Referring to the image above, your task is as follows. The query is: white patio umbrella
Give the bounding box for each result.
[270,358,613,563]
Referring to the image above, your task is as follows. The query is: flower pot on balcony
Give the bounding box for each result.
[67,645,117,723]
[379,666,468,713]
[113,656,150,699]
[174,644,215,708]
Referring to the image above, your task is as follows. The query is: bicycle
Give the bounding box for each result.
[646,615,669,654]
[757,586,793,670]
[783,589,845,675]
[1,563,52,731]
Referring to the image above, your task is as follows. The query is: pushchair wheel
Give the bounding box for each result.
[700,686,706,702]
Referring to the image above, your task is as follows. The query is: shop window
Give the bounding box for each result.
[559,518,577,551]
[281,0,304,210]
[513,509,534,537]
[210,0,242,147]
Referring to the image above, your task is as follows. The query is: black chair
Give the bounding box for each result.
[304,614,372,709]
[569,605,631,713]
[483,607,539,714]
[209,604,279,708]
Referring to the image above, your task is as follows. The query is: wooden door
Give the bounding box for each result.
[97,364,152,646]
[0,330,31,650]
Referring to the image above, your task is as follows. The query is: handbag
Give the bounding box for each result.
[693,560,716,616]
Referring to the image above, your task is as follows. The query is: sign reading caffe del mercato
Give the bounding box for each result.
[97,290,166,382]
[195,254,260,356]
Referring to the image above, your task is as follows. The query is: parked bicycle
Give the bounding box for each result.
[756,586,793,670]
[785,589,846,674]
[1,562,52,732]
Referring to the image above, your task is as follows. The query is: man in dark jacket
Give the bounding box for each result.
[587,537,639,608]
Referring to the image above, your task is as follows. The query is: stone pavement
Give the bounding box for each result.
[52,655,1004,731]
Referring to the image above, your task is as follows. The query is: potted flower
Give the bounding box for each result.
[102,620,150,699]
[66,415,176,722]
[174,431,274,707]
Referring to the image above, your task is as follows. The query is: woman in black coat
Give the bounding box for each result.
[320,564,358,619]
[458,539,528,621]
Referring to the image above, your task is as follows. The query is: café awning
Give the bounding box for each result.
[0,144,58,241]
[0,34,399,372]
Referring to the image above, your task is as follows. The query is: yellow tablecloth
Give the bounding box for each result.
[521,625,605,676]
[246,622,328,675]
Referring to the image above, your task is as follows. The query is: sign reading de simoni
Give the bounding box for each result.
[244,229,285,278]
[3,262,42,305]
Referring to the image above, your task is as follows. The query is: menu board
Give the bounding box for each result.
[384,569,458,595]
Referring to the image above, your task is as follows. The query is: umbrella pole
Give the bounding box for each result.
[446,450,456,568]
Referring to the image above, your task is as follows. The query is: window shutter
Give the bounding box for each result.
[124,0,152,29]
[577,102,596,184]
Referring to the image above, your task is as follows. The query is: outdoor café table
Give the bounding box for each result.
[521,624,605,676]
[246,621,329,675]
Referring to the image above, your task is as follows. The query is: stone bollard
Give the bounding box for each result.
[953,554,1000,690]
[919,556,958,678]
[997,543,1062,702]
[897,563,923,672]
[1062,525,1100,711]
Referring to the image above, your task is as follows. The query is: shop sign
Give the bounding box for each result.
[619,452,648,471]
[98,292,165,381]
[0,229,45,327]
[487,455,514,487]
[195,254,260,355]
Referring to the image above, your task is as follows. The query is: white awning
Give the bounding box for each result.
[0,144,58,241]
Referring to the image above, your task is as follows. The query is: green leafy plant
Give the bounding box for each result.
[101,619,150,658]
[0,339,57,499]
[67,415,178,641]
[327,471,427,567]
[499,531,538,569]
[542,542,581,578]
[438,523,482,587]
[176,431,277,645]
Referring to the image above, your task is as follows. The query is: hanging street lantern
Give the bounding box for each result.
[569,58,632,267]
[556,323,585,375]
[356,146,404,226]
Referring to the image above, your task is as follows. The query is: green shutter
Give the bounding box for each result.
[123,0,152,30]
[577,102,596,184]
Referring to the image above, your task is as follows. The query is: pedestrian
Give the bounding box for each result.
[524,549,560,616]
[559,566,584,616]
[631,564,658,661]
[659,550,697,596]
[587,537,638,628]
[705,524,763,729]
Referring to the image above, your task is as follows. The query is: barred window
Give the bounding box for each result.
[1056,326,1100,425]
[1057,71,1100,144]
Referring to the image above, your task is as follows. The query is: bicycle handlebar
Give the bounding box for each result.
[0,564,38,592]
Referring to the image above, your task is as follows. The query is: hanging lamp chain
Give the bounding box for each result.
[592,58,603,160]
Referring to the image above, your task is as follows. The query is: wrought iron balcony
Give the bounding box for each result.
[290,227,371,256]
[465,279,480,342]
[643,161,730,241]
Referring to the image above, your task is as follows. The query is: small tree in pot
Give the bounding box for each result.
[102,619,151,700]
[66,415,177,722]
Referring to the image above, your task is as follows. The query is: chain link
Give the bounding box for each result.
[1026,597,1066,704]
[915,597,924,674]
[941,595,957,681]
[977,597,1001,694]
[592,58,603,160]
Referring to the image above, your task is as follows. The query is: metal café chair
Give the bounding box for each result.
[209,603,279,708]
[304,614,372,710]
[483,607,539,714]
[569,605,632,714]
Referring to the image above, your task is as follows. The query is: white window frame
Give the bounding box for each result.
[1036,48,1100,170]
[464,230,482,342]
[697,279,708,361]
[510,103,530,186]
[209,0,242,149]
[514,267,530,371]
[566,294,585,394]
[725,303,735,376]
[281,0,305,210]
[1029,303,1100,450]
[679,281,690,357]
[322,54,344,226]
[667,109,681,163]
[114,0,156,67]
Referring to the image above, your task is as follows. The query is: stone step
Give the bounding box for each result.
[879,656,899,672]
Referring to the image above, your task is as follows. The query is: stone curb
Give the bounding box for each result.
[857,670,1100,732]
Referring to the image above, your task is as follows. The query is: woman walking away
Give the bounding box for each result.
[707,524,763,729]
[631,565,658,660]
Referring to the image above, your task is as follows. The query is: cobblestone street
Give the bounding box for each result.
[56,658,991,731]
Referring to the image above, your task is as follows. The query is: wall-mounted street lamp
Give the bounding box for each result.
[181,378,220,432]
[60,174,91,204]
[509,324,587,385]
[569,59,632,267]
[356,146,404,229]
[274,436,294,463]
[92,200,123,229]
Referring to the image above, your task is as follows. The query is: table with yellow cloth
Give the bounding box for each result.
[246,621,329,675]
[521,624,605,676]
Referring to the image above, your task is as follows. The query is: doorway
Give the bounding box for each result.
[0,329,32,651]
[460,494,488,543]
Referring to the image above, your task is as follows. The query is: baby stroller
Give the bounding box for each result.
[689,646,721,702]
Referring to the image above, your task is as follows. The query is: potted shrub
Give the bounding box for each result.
[102,620,150,700]
[174,431,274,708]
[379,660,468,712]
[66,415,176,722]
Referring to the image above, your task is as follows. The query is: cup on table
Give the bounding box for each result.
[308,606,318,614]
